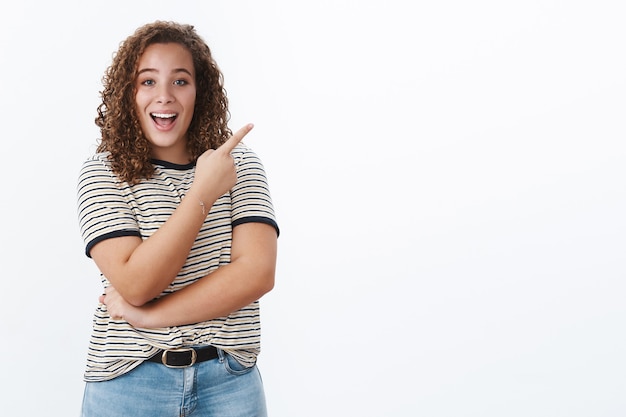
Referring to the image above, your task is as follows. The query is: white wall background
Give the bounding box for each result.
[1,1,624,415]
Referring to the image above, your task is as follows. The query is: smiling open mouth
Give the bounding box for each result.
[151,112,177,127]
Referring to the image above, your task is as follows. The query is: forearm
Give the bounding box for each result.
[134,261,274,328]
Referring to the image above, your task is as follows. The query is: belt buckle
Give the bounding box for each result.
[161,347,197,368]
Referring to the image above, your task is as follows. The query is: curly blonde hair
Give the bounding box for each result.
[95,21,232,184]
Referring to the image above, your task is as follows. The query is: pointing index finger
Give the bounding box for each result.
[219,123,254,154]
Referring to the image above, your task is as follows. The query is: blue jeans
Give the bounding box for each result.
[81,349,267,417]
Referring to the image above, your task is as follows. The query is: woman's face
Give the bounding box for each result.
[135,42,197,163]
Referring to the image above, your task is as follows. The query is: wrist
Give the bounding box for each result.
[186,188,218,218]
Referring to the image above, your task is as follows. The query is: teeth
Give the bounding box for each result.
[151,113,176,118]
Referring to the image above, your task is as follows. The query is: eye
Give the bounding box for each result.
[174,79,188,86]
[140,79,155,86]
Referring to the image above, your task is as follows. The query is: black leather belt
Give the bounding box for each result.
[147,346,218,368]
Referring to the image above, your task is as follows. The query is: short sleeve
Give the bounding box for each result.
[77,154,141,257]
[230,144,279,236]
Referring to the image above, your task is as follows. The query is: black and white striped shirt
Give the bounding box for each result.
[77,143,278,382]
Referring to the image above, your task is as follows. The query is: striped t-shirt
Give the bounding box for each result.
[77,143,278,382]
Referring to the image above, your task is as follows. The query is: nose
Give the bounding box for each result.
[156,84,175,104]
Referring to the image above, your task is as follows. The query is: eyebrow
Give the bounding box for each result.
[137,68,194,76]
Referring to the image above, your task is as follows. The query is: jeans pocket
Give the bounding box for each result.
[222,351,256,376]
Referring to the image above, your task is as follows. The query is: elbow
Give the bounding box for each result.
[258,269,275,296]
[238,254,275,299]
[118,287,158,307]
[126,295,152,307]
[261,276,275,296]
[245,263,274,300]
[107,271,169,307]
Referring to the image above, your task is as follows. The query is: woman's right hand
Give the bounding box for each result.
[193,123,254,202]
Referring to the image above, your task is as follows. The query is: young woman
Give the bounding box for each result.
[77,21,278,416]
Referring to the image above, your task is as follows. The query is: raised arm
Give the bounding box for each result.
[90,124,254,306]
[101,220,277,327]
